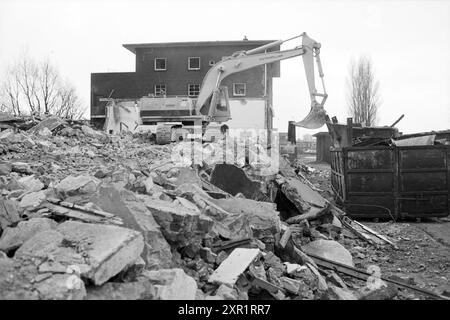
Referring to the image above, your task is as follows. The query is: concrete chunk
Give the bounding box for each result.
[18,175,44,192]
[0,198,20,230]
[143,268,197,300]
[0,218,57,253]
[209,248,260,286]
[19,190,47,211]
[302,239,354,267]
[55,175,100,197]
[90,185,173,269]
[212,198,280,240]
[143,197,208,247]
[16,221,144,285]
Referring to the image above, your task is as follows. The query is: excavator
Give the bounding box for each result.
[133,32,328,144]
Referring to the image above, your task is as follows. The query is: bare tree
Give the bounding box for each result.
[347,56,381,126]
[1,67,22,116]
[0,54,85,119]
[16,56,40,114]
[39,59,59,114]
[56,81,85,119]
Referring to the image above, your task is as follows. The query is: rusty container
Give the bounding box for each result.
[330,145,450,219]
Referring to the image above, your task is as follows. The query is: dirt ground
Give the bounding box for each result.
[300,155,450,299]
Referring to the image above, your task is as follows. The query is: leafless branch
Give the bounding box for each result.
[347,56,381,126]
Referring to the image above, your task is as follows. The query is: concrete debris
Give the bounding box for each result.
[0,217,57,253]
[143,268,197,300]
[55,175,100,198]
[0,115,438,300]
[89,186,173,269]
[0,198,20,230]
[357,282,398,300]
[12,162,33,174]
[143,197,212,247]
[0,256,86,300]
[324,284,357,300]
[209,248,260,286]
[15,221,144,285]
[210,164,267,200]
[19,190,47,211]
[302,239,354,267]
[18,175,44,192]
[0,163,12,175]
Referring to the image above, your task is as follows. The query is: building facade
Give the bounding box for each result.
[91,40,280,130]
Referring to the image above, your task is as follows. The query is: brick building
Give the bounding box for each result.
[91,39,280,130]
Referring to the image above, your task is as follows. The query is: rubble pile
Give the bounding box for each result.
[0,117,437,300]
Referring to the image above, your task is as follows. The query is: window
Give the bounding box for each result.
[233,83,246,96]
[154,58,166,71]
[188,57,200,70]
[155,84,166,95]
[208,60,215,66]
[188,84,200,97]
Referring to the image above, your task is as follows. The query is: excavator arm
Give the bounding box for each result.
[195,32,328,129]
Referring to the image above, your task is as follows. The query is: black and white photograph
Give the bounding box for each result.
[0,0,449,309]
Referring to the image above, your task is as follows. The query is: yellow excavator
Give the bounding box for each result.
[136,32,328,144]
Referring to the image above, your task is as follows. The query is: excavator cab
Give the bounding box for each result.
[201,86,230,123]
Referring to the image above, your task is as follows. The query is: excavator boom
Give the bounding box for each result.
[195,32,328,129]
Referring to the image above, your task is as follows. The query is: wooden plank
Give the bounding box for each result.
[307,251,450,300]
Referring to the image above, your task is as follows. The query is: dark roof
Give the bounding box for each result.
[123,40,278,54]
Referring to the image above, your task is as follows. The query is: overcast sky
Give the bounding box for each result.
[0,0,449,136]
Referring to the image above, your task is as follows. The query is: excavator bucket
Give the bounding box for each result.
[295,103,327,129]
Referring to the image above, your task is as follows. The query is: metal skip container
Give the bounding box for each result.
[330,144,450,219]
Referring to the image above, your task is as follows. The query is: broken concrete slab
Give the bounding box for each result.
[277,175,327,213]
[16,221,144,286]
[19,190,47,211]
[210,164,266,200]
[209,248,260,286]
[17,175,44,192]
[55,175,100,198]
[211,198,280,241]
[81,125,106,140]
[28,116,66,134]
[167,167,202,187]
[302,239,354,267]
[0,198,20,230]
[143,268,197,300]
[89,185,173,269]
[142,197,212,247]
[0,217,57,253]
